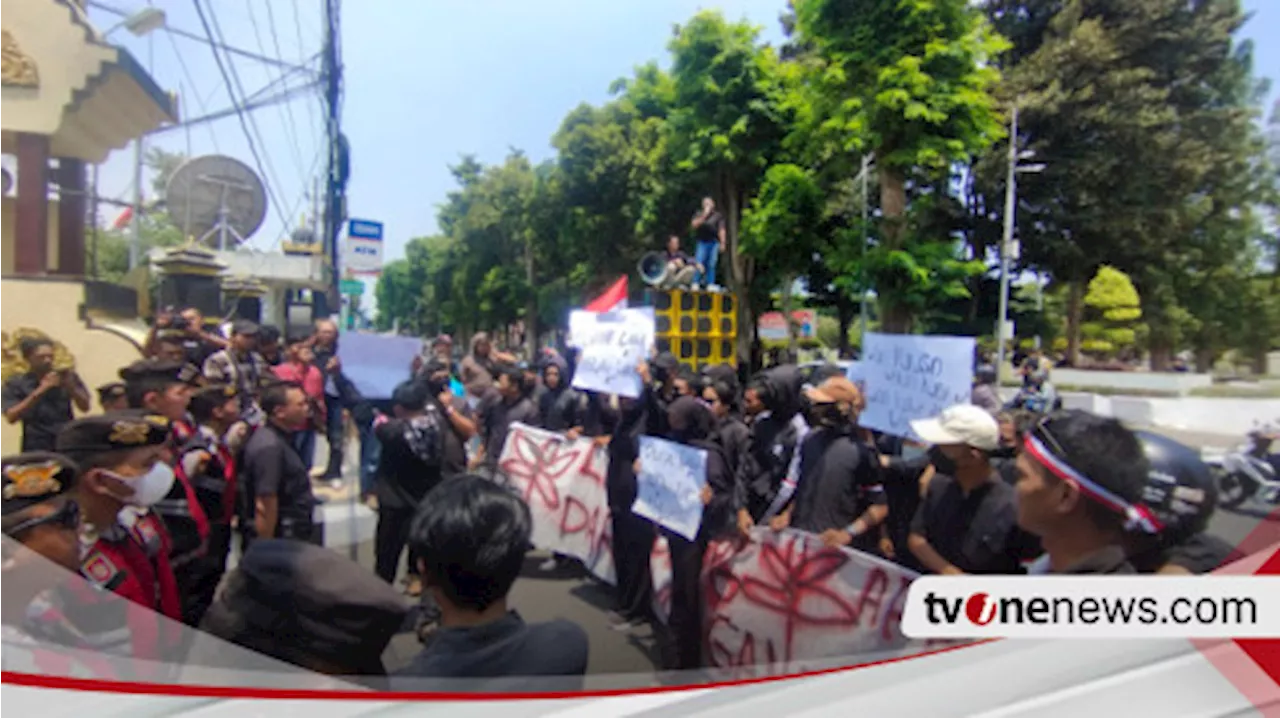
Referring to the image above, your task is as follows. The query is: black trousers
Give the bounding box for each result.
[663,527,709,671]
[375,504,415,583]
[176,524,233,627]
[610,505,655,622]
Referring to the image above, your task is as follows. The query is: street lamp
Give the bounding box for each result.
[102,8,167,271]
[995,104,1045,380]
[856,153,875,346]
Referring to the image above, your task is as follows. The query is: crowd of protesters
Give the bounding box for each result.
[0,313,1246,688]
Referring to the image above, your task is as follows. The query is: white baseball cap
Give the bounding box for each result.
[910,404,1000,451]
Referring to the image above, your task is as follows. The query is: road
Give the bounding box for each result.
[310,423,1277,680]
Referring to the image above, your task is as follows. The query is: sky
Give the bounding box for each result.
[87,0,1279,296]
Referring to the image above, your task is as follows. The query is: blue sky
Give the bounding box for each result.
[89,0,1279,289]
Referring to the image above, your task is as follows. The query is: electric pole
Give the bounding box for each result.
[996,105,1018,379]
[322,0,344,310]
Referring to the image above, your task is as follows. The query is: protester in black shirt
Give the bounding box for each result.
[909,405,1040,575]
[704,381,749,498]
[1014,410,1150,575]
[3,338,90,452]
[690,196,726,290]
[738,364,807,524]
[772,377,887,554]
[373,380,445,585]
[242,382,317,544]
[476,365,540,476]
[398,474,589,688]
[416,359,478,479]
[659,235,700,291]
[537,362,584,435]
[643,395,737,671]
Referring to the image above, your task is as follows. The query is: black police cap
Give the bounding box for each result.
[119,358,186,386]
[55,410,171,457]
[2,452,79,516]
[96,382,126,403]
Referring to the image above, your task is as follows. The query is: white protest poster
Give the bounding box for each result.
[858,332,976,440]
[632,436,706,542]
[495,422,615,584]
[701,528,924,680]
[569,307,655,399]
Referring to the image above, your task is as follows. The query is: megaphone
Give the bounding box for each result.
[638,252,668,287]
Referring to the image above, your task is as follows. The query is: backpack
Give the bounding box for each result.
[403,405,446,468]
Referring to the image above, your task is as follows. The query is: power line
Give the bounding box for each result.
[88,0,316,76]
[191,0,293,238]
[202,0,294,235]
[245,0,308,185]
[162,19,220,154]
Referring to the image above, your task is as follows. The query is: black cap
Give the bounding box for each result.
[56,410,171,457]
[189,383,237,417]
[155,328,187,343]
[119,358,186,386]
[201,539,408,674]
[96,382,127,404]
[230,319,260,337]
[2,452,78,516]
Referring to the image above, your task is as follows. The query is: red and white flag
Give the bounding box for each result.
[584,275,628,313]
[111,206,134,230]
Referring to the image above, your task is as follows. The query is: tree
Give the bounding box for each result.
[741,163,825,353]
[790,0,1009,332]
[663,11,793,361]
[1081,265,1143,357]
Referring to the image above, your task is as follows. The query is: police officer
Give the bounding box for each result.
[120,360,210,613]
[173,383,242,626]
[96,382,129,413]
[54,412,184,664]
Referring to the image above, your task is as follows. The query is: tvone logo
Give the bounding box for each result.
[965,592,997,626]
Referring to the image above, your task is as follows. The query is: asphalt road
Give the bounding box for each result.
[316,422,1278,681]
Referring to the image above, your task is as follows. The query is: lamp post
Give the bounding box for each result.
[857,153,875,345]
[103,8,167,270]
[995,103,1045,379]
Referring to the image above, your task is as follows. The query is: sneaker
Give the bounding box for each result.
[538,557,559,571]
[606,610,636,631]
[328,478,344,490]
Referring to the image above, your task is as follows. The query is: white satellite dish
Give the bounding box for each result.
[166,154,267,249]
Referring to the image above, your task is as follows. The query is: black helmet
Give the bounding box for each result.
[1133,430,1217,546]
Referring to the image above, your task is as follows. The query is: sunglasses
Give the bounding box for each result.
[4,500,81,537]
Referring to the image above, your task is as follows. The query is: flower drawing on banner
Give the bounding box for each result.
[498,428,582,513]
[738,533,858,664]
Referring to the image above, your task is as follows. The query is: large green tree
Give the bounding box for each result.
[789,0,1009,332]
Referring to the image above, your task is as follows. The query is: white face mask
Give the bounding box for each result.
[106,463,175,507]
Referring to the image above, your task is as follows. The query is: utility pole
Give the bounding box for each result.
[129,138,143,269]
[858,153,874,347]
[996,102,1045,377]
[322,0,344,310]
[996,105,1018,378]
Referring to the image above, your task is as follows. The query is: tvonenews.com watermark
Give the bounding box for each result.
[901,576,1280,639]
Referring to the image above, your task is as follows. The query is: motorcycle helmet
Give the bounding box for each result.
[1132,430,1218,548]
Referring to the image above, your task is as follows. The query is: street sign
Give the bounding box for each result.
[340,279,364,296]
[343,218,384,274]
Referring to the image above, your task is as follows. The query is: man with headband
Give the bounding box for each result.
[1014,410,1153,574]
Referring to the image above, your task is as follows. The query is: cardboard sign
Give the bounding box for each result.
[633,436,706,542]
[495,423,615,584]
[702,528,923,678]
[858,332,976,440]
[568,307,655,398]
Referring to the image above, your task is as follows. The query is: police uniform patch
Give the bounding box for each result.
[108,421,151,445]
[80,550,126,592]
[2,461,62,499]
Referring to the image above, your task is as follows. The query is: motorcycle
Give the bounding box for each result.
[1204,424,1280,509]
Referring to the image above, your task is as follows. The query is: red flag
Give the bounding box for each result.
[111,206,134,230]
[584,276,628,313]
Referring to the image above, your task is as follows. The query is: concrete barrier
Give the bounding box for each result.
[1051,368,1213,396]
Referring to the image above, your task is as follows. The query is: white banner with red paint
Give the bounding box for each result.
[496,422,615,585]
[700,528,924,678]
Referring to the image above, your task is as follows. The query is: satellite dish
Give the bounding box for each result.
[165,155,267,249]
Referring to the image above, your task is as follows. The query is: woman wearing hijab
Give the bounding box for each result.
[645,395,740,671]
